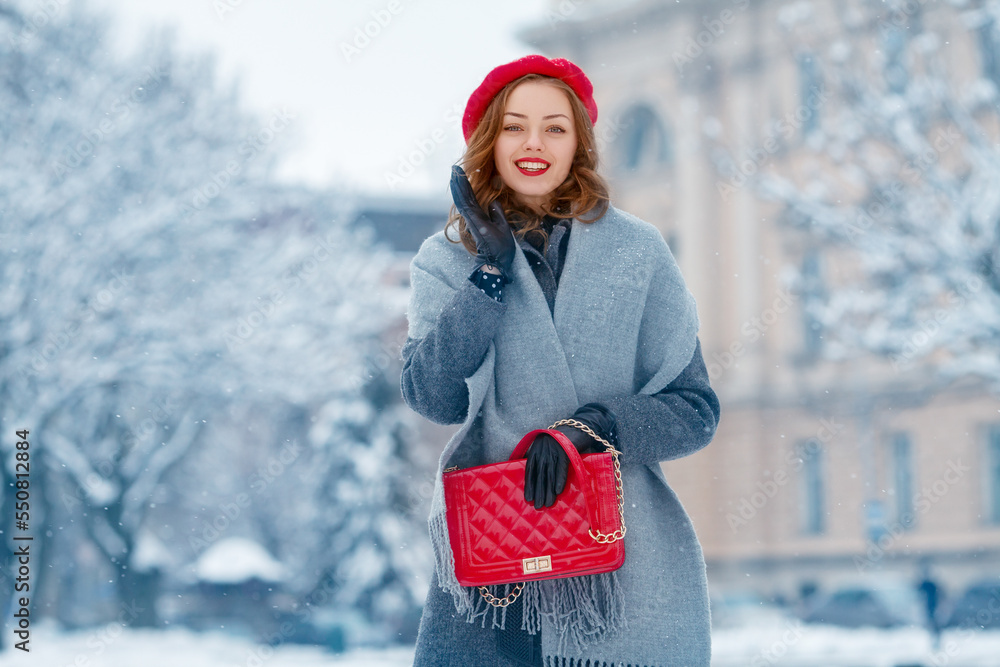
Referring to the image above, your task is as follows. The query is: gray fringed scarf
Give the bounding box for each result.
[407,205,707,665]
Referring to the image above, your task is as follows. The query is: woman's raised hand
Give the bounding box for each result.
[450,165,517,284]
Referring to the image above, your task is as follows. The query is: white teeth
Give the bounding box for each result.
[517,161,549,170]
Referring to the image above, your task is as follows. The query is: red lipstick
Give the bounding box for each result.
[515,158,550,176]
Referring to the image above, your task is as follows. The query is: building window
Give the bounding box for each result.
[977,17,1000,89]
[666,232,680,260]
[882,26,908,94]
[799,439,825,535]
[616,104,672,172]
[988,425,1000,524]
[796,51,823,135]
[888,432,915,529]
[800,249,824,358]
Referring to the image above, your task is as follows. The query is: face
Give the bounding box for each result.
[493,80,578,210]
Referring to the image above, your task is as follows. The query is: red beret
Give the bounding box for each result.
[462,54,598,143]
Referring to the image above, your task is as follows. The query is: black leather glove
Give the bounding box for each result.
[450,165,517,284]
[523,403,618,510]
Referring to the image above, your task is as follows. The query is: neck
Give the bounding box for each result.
[513,193,551,216]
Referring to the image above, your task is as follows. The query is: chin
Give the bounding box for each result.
[511,181,557,199]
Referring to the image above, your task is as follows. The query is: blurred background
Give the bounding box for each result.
[2,0,1000,665]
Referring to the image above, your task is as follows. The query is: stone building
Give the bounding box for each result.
[522,0,1000,604]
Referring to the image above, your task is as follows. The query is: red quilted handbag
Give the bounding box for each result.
[443,420,626,607]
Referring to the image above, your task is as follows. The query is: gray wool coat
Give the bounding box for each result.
[401,205,720,666]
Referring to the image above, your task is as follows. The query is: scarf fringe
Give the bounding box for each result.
[544,660,656,667]
[537,569,627,655]
[429,484,627,649]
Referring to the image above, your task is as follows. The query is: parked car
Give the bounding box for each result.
[941,578,1000,630]
[801,581,924,628]
[710,590,791,628]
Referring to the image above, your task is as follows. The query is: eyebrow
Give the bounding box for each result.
[504,112,570,121]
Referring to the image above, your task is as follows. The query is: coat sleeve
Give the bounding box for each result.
[599,337,720,466]
[400,246,507,424]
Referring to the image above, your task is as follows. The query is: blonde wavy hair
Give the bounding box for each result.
[444,74,610,256]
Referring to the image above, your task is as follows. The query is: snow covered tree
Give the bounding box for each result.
[166,195,432,642]
[0,0,291,627]
[712,0,1000,389]
[298,370,433,642]
[0,0,430,643]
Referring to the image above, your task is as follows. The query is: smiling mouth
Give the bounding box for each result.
[515,160,550,174]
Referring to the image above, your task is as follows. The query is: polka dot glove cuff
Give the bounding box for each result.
[468,266,506,303]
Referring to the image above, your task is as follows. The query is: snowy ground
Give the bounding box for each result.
[5,621,1000,666]
[711,620,1000,667]
[2,623,415,667]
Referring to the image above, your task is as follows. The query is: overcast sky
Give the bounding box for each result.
[85,0,560,199]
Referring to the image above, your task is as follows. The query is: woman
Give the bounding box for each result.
[401,55,720,667]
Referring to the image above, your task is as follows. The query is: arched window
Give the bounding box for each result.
[615,104,672,172]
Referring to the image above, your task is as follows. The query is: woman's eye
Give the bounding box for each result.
[504,125,522,132]
[548,126,566,133]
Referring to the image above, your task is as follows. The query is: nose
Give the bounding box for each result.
[522,128,545,151]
